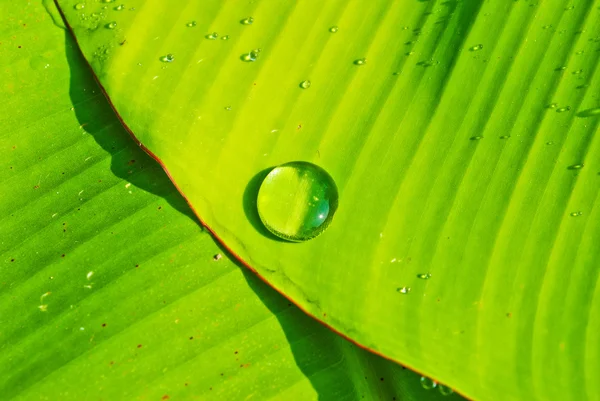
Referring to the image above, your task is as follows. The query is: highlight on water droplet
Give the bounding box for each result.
[567,163,583,170]
[556,106,571,113]
[397,286,411,294]
[241,17,254,25]
[160,54,175,63]
[570,211,583,217]
[438,385,454,396]
[205,32,218,40]
[299,80,311,89]
[74,3,85,10]
[354,58,366,66]
[469,44,483,51]
[186,21,197,27]
[417,273,432,280]
[256,161,339,242]
[106,21,117,29]
[241,48,261,62]
[576,107,600,117]
[420,376,438,390]
[114,4,125,11]
[329,26,339,33]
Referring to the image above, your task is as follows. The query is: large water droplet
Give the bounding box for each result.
[299,80,311,89]
[354,58,366,65]
[74,3,85,10]
[106,21,117,29]
[160,54,175,63]
[420,376,438,390]
[329,26,339,33]
[241,48,261,62]
[439,385,454,396]
[241,17,254,25]
[256,161,338,242]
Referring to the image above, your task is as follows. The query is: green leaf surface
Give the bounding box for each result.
[0,2,461,400]
[56,0,600,400]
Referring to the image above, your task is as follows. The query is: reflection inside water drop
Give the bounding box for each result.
[256,161,339,242]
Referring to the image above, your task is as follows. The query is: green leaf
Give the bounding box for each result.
[1,1,460,400]
[56,0,600,399]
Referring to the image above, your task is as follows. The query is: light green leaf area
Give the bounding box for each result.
[0,2,460,400]
[56,0,600,400]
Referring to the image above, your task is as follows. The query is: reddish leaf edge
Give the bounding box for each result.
[52,2,473,399]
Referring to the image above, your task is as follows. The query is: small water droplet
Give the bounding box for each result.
[576,50,584,55]
[160,54,175,63]
[221,35,229,40]
[470,136,483,140]
[499,135,511,139]
[106,21,117,29]
[205,32,218,40]
[74,3,85,10]
[397,287,411,294]
[241,48,261,62]
[241,17,254,25]
[256,161,339,242]
[572,69,583,75]
[299,80,311,89]
[114,4,125,11]
[417,273,432,279]
[102,0,114,2]
[555,66,567,71]
[565,5,575,10]
[439,385,454,396]
[469,44,483,51]
[224,106,232,111]
[542,24,553,29]
[354,58,366,66]
[556,106,571,113]
[546,141,554,145]
[570,211,583,217]
[546,103,557,109]
[329,26,338,33]
[567,163,584,170]
[420,376,437,390]
[186,21,197,27]
[577,107,600,117]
